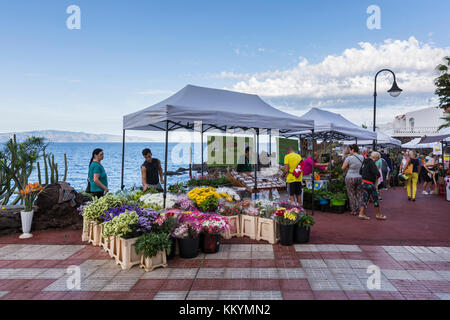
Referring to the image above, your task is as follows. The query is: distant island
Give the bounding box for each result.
[0,130,151,143]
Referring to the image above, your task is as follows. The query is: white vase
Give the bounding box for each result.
[19,210,34,239]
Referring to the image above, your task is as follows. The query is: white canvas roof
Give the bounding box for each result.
[123,85,314,132]
[344,130,401,147]
[286,108,377,140]
[401,138,440,149]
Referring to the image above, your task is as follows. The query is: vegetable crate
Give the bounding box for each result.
[240,215,258,239]
[222,215,241,239]
[101,236,118,258]
[256,217,279,244]
[140,250,168,272]
[115,237,141,270]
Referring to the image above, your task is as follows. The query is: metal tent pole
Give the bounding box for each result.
[254,128,259,197]
[120,129,126,190]
[163,121,169,209]
[268,129,272,166]
[311,130,315,216]
[201,124,204,177]
[299,135,302,155]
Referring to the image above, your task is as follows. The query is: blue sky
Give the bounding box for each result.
[0,0,449,138]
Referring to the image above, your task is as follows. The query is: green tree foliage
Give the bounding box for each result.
[434,56,450,130]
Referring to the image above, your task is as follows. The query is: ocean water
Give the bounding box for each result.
[27,142,208,192]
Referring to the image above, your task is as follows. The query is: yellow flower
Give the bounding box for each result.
[1,207,5,210]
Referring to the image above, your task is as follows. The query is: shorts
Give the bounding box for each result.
[288,182,302,196]
[420,169,432,182]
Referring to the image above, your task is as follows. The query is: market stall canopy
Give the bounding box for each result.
[344,130,401,147]
[283,108,377,140]
[418,127,450,144]
[123,85,314,133]
[402,137,439,149]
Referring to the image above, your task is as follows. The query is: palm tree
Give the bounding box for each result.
[435,56,450,130]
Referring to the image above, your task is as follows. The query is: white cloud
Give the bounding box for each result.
[224,37,450,99]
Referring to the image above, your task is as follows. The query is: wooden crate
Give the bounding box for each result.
[224,215,241,239]
[115,237,141,270]
[240,215,258,239]
[256,217,279,244]
[140,250,168,272]
[82,217,90,242]
[87,221,103,247]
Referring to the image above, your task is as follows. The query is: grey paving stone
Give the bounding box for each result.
[381,269,415,280]
[34,268,67,279]
[187,290,220,300]
[314,244,339,252]
[437,253,450,262]
[308,279,341,291]
[101,277,140,291]
[223,268,252,279]
[0,268,45,279]
[250,268,279,279]
[249,291,283,300]
[382,246,410,253]
[277,268,306,279]
[153,291,188,300]
[304,268,335,280]
[404,246,434,254]
[427,247,450,254]
[0,291,9,298]
[336,245,362,252]
[218,290,251,300]
[294,244,318,252]
[251,251,274,259]
[300,259,327,268]
[435,293,450,300]
[230,244,252,252]
[407,270,445,281]
[335,276,366,291]
[80,278,112,291]
[388,252,419,261]
[413,253,447,262]
[324,259,351,268]
[436,270,450,281]
[141,268,197,279]
[347,260,374,268]
[251,244,274,252]
[197,268,226,279]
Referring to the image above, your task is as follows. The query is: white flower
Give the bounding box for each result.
[139,193,178,208]
[216,187,241,201]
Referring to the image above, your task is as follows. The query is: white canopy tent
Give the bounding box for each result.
[282,108,377,141]
[401,138,440,149]
[122,84,317,209]
[344,130,401,148]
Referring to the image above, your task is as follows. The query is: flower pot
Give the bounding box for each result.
[294,225,310,243]
[82,217,90,242]
[279,224,295,246]
[240,215,258,239]
[178,237,200,259]
[330,205,346,214]
[319,198,329,205]
[320,203,330,212]
[140,250,168,272]
[256,217,278,244]
[166,236,177,260]
[115,237,141,270]
[226,215,241,238]
[87,221,103,246]
[19,210,34,239]
[202,233,221,253]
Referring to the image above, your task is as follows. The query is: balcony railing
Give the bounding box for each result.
[393,127,439,136]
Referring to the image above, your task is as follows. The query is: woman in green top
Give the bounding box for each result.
[88,148,109,198]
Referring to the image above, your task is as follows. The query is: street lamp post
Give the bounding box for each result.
[373,69,403,150]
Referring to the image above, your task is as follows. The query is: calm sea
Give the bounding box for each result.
[28,142,207,192]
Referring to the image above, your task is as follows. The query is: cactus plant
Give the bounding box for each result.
[36,152,68,185]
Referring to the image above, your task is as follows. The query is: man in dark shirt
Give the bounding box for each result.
[141,148,164,191]
[236,147,253,172]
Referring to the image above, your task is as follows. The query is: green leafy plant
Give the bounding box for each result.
[82,193,123,223]
[187,176,232,188]
[143,187,158,195]
[313,189,334,201]
[168,183,186,194]
[102,210,140,239]
[297,212,315,230]
[198,195,218,213]
[134,232,172,258]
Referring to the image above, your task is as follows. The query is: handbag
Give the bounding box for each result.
[292,160,305,178]
[403,164,413,175]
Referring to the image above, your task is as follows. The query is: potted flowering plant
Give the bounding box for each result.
[274,207,299,246]
[172,221,202,258]
[239,201,259,239]
[152,211,178,259]
[18,182,44,239]
[199,213,230,253]
[217,202,242,238]
[294,211,315,243]
[135,232,171,272]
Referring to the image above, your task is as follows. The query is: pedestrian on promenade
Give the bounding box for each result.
[403,151,420,201]
[283,147,303,205]
[342,144,364,216]
[359,151,386,221]
[141,148,164,192]
[421,152,435,194]
[88,148,109,198]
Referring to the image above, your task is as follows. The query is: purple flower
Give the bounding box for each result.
[102,205,160,234]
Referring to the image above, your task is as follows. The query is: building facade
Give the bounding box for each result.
[392,107,445,138]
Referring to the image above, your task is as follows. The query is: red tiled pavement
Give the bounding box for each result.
[304,187,450,246]
[282,290,315,300]
[418,280,450,293]
[313,291,349,300]
[0,229,83,245]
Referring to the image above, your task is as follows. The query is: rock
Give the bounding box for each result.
[166,171,183,176]
[33,183,90,231]
[176,167,188,172]
[0,210,21,236]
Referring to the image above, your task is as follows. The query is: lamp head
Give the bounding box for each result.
[388,79,402,97]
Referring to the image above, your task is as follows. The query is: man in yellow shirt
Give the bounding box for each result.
[283,147,303,204]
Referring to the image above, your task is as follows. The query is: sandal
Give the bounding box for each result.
[376,215,387,220]
[358,215,370,220]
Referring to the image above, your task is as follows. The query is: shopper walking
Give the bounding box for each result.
[421,153,435,194]
[359,151,386,221]
[342,144,364,216]
[88,148,109,198]
[283,147,303,205]
[403,151,420,201]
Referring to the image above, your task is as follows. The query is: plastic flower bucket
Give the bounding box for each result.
[178,237,200,259]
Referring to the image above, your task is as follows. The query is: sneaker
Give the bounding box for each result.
[422,191,429,195]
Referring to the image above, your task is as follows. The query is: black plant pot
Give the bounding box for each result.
[320,204,330,212]
[178,237,200,259]
[202,234,221,253]
[294,225,310,243]
[331,205,346,214]
[166,236,177,260]
[279,224,295,246]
